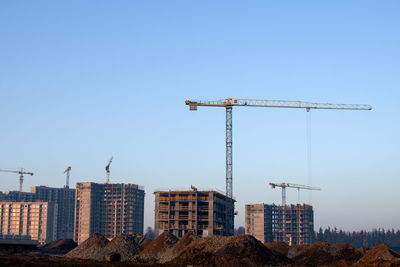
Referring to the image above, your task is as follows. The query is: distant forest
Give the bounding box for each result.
[315,227,400,251]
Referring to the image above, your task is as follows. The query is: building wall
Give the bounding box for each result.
[31,186,75,239]
[245,203,314,245]
[74,182,144,244]
[245,204,265,243]
[0,202,57,244]
[154,189,235,238]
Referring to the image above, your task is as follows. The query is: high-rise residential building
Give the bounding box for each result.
[30,186,75,239]
[0,191,36,202]
[74,182,145,244]
[245,203,314,245]
[154,188,235,238]
[0,202,57,244]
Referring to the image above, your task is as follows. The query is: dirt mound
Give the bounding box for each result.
[64,233,109,260]
[291,242,362,266]
[287,244,310,259]
[159,230,199,263]
[169,234,290,267]
[140,239,152,249]
[355,243,400,266]
[132,231,178,263]
[41,239,77,253]
[265,242,289,257]
[98,233,142,262]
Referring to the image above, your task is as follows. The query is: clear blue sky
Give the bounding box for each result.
[1,1,399,231]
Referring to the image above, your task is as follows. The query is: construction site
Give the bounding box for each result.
[2,98,395,266]
[154,187,235,238]
[0,230,399,266]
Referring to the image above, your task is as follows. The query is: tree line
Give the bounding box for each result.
[315,227,400,250]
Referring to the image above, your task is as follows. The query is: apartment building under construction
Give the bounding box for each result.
[0,202,57,244]
[245,203,314,245]
[74,182,144,244]
[154,188,235,238]
[31,186,75,240]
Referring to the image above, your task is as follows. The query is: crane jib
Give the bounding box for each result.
[185,97,372,199]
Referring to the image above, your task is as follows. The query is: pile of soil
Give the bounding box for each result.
[64,233,109,260]
[287,244,310,259]
[264,241,289,257]
[291,242,362,266]
[355,243,400,266]
[132,231,178,263]
[97,233,142,262]
[169,234,290,267]
[40,239,77,254]
[140,239,152,249]
[65,233,143,262]
[159,230,199,263]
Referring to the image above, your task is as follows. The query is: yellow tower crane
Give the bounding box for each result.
[186,98,372,199]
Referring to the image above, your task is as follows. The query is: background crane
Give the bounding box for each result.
[269,182,321,245]
[186,98,372,198]
[269,182,321,206]
[0,168,34,199]
[64,166,71,188]
[105,156,113,184]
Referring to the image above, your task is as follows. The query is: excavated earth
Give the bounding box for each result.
[168,234,291,267]
[131,231,178,263]
[1,232,400,266]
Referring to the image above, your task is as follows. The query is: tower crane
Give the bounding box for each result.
[269,182,321,245]
[269,182,321,206]
[105,156,113,184]
[186,98,372,198]
[0,168,34,199]
[64,166,71,188]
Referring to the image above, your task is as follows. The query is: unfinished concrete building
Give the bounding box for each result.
[74,182,144,244]
[31,186,75,240]
[245,204,314,245]
[154,188,235,238]
[0,191,36,202]
[0,202,57,244]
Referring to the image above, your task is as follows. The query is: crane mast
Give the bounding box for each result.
[0,168,34,199]
[186,98,372,198]
[105,156,113,184]
[64,166,72,188]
